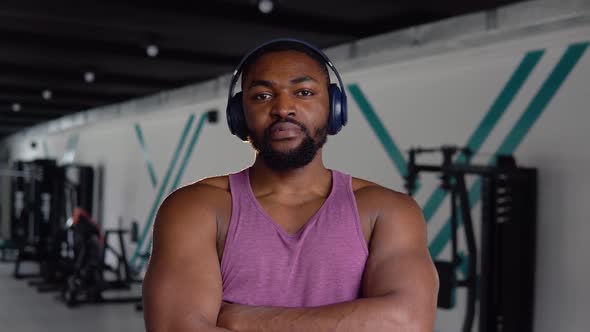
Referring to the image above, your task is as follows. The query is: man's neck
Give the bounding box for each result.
[249,155,332,197]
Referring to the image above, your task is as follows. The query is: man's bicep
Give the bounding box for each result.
[362,193,438,305]
[143,189,224,331]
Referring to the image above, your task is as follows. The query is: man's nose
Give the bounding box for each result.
[271,93,296,118]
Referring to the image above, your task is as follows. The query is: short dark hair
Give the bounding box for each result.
[240,40,330,88]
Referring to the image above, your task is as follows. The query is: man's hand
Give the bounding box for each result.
[217,302,245,330]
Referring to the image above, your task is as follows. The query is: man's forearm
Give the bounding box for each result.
[146,318,234,332]
[217,295,426,332]
[205,326,234,332]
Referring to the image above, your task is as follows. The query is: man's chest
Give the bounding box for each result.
[218,191,371,307]
[215,191,375,261]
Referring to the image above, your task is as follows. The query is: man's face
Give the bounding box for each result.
[241,50,330,171]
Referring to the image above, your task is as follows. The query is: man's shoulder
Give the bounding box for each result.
[351,176,400,196]
[351,176,416,209]
[195,174,230,192]
[350,176,425,243]
[159,175,231,215]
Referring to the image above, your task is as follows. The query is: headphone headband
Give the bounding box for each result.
[227,38,346,105]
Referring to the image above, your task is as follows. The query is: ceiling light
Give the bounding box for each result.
[146,44,159,57]
[84,71,95,83]
[12,103,21,112]
[258,0,274,14]
[42,89,53,100]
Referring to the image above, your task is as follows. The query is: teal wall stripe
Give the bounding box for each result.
[71,133,79,151]
[429,42,588,258]
[42,141,49,158]
[66,134,74,150]
[137,238,153,272]
[458,50,545,164]
[135,113,210,271]
[169,114,208,192]
[497,42,588,155]
[131,114,196,267]
[347,84,410,179]
[62,133,80,163]
[422,188,447,222]
[422,50,544,223]
[134,123,159,188]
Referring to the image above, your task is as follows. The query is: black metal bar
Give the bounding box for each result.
[456,174,478,332]
[479,176,496,332]
[405,149,418,195]
[117,229,133,282]
[413,163,501,176]
[450,185,459,266]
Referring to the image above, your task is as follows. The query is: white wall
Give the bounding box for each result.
[2,1,589,331]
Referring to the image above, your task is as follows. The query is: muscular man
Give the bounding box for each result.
[142,39,438,332]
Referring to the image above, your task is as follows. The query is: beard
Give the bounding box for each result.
[249,118,328,171]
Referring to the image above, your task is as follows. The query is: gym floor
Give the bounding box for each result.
[0,263,144,332]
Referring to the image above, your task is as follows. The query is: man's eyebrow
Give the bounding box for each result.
[246,76,318,89]
[290,76,318,84]
[248,79,274,89]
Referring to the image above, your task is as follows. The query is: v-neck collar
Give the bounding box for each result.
[244,168,336,239]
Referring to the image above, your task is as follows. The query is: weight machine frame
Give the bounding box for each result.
[404,145,534,332]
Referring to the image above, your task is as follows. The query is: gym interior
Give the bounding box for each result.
[0,1,589,331]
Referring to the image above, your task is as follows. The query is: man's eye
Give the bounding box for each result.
[297,90,314,97]
[254,93,272,101]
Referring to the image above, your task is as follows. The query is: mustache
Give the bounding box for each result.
[265,118,308,135]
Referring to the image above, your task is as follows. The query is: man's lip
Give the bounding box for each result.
[270,122,302,134]
[268,122,302,139]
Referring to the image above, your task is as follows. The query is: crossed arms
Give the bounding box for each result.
[142,183,438,332]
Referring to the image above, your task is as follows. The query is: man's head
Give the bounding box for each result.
[243,48,329,171]
[226,39,347,171]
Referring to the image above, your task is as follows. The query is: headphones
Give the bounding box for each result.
[226,38,348,141]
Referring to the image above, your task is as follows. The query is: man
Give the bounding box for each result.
[142,39,438,332]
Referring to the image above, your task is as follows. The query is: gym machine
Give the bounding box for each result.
[0,163,32,262]
[33,163,96,292]
[57,165,142,307]
[405,146,537,332]
[7,158,142,307]
[11,161,95,294]
[12,159,62,280]
[61,212,142,307]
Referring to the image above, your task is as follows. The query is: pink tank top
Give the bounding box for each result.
[220,168,369,307]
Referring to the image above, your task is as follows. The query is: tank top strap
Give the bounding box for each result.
[325,169,368,255]
[221,167,250,273]
[329,169,354,204]
[228,167,249,195]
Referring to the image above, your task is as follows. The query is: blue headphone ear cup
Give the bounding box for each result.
[328,84,344,135]
[226,92,248,141]
[340,90,348,127]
